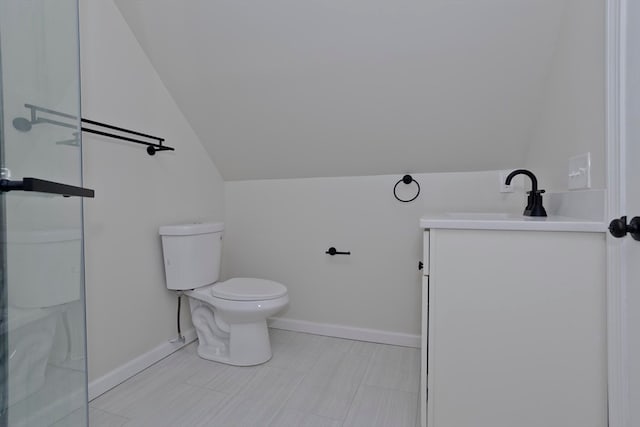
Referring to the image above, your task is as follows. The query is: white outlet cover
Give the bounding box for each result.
[568,152,591,190]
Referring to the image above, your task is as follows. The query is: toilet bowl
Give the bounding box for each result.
[5,229,83,405]
[159,223,288,366]
[187,278,288,365]
[6,305,66,406]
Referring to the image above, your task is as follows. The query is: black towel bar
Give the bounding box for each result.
[13,104,175,156]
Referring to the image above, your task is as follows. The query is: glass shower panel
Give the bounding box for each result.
[0,0,88,426]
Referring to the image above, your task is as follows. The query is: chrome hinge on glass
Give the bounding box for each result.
[0,168,11,179]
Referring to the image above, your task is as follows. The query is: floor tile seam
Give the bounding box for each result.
[340,356,371,425]
[289,379,356,413]
[364,360,422,374]
[88,398,132,416]
[342,385,419,427]
[304,357,364,385]
[344,348,376,367]
[317,340,357,356]
[330,360,370,380]
[88,405,132,422]
[173,385,241,426]
[176,378,249,420]
[179,390,240,426]
[311,412,348,426]
[268,365,316,375]
[360,379,420,394]
[263,370,310,427]
[176,379,234,396]
[210,367,307,424]
[369,362,422,371]
[357,383,420,396]
[191,367,260,396]
[290,352,322,383]
[114,380,230,423]
[300,352,354,386]
[307,405,351,424]
[297,353,329,375]
[371,351,420,358]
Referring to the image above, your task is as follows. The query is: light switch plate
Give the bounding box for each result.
[568,153,591,190]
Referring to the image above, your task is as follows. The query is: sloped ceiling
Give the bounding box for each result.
[115,0,569,180]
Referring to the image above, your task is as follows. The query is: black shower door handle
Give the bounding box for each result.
[0,177,95,198]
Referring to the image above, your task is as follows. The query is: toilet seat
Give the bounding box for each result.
[210,278,287,301]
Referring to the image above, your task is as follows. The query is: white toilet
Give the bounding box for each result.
[159,222,288,366]
[6,229,82,405]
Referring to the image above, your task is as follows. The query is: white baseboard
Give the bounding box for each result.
[268,317,420,348]
[88,329,197,401]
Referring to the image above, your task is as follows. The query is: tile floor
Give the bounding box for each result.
[89,329,421,426]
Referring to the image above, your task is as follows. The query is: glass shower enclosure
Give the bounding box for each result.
[0,0,90,426]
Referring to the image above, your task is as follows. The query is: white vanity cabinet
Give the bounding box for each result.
[420,226,607,427]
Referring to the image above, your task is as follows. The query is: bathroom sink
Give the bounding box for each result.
[445,212,513,220]
[421,213,606,232]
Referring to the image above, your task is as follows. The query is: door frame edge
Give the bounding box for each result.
[606,0,629,426]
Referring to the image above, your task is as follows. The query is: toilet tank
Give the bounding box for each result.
[159,222,224,291]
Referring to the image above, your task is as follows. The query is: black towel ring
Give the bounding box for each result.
[393,174,421,203]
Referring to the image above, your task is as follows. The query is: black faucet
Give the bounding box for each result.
[505,169,547,217]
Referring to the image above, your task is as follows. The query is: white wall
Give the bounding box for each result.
[223,171,523,338]
[80,0,224,382]
[524,0,605,192]
[115,0,570,181]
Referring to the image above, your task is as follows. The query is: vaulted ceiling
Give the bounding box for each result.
[115,0,588,180]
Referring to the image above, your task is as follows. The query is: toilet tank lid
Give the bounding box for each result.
[159,222,224,236]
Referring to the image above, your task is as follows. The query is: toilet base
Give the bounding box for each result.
[197,320,272,366]
[188,296,280,366]
[8,306,64,406]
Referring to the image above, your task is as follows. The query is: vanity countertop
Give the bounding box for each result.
[420,212,607,233]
